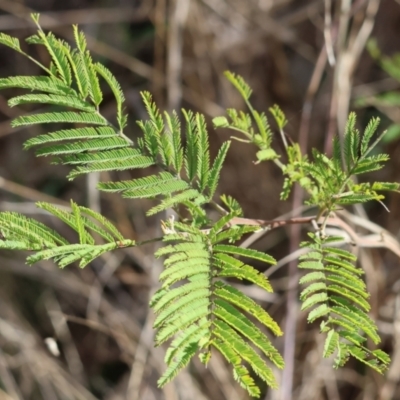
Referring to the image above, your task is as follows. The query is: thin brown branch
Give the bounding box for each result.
[0,176,69,206]
[228,215,316,228]
[324,0,335,66]
[167,0,191,111]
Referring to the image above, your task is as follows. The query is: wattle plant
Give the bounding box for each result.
[0,14,397,397]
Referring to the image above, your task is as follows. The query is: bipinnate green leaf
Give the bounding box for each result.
[0,21,394,394]
[23,127,115,149]
[164,321,211,365]
[213,320,279,388]
[360,117,380,155]
[224,71,253,101]
[0,76,74,95]
[207,140,231,199]
[214,225,259,244]
[323,329,339,358]
[212,116,229,128]
[195,113,210,191]
[0,32,21,51]
[12,111,107,127]
[220,194,243,215]
[214,253,273,292]
[147,189,203,216]
[8,93,95,112]
[78,206,125,241]
[256,149,278,162]
[165,111,184,172]
[157,342,199,387]
[299,234,389,374]
[213,244,276,265]
[269,104,288,130]
[151,224,282,396]
[213,339,260,397]
[0,201,134,269]
[95,62,127,130]
[214,281,282,336]
[0,211,69,248]
[343,112,359,171]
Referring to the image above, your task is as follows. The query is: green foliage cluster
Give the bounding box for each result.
[0,201,134,268]
[299,233,389,373]
[0,15,398,397]
[151,215,283,395]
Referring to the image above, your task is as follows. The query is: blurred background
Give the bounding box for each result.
[0,0,400,399]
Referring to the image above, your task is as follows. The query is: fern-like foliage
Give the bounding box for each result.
[0,17,285,397]
[151,213,283,396]
[213,72,279,163]
[0,17,231,217]
[299,233,390,373]
[289,114,396,373]
[215,72,398,375]
[214,72,399,206]
[99,94,231,216]
[279,112,398,204]
[0,16,398,398]
[0,201,134,268]
[0,15,134,181]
